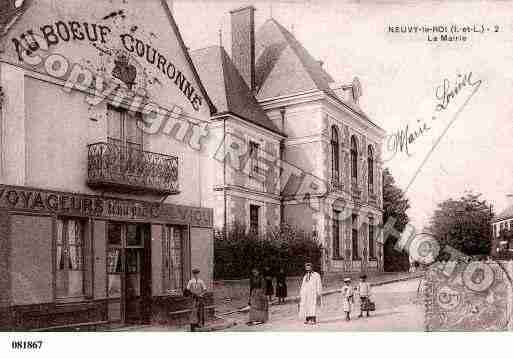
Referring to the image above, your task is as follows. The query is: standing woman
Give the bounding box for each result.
[187,268,207,332]
[248,268,269,325]
[263,265,274,302]
[298,262,323,325]
[276,267,288,304]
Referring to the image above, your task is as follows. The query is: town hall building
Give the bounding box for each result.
[192,6,386,274]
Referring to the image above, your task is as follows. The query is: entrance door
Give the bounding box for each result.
[107,222,151,325]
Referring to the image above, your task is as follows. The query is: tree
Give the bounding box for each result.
[428,192,493,257]
[382,168,411,272]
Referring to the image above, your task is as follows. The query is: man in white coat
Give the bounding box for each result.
[299,263,323,325]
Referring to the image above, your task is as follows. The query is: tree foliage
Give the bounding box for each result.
[428,192,493,256]
[214,223,323,280]
[382,168,411,272]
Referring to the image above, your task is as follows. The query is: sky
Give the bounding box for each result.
[172,0,513,231]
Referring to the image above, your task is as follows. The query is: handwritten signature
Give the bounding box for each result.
[387,71,482,159]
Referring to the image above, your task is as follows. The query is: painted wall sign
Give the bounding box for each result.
[10,20,203,111]
[0,185,213,227]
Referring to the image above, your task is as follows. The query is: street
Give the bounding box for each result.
[222,279,424,331]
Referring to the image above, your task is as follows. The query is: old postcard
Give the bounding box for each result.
[1,0,512,347]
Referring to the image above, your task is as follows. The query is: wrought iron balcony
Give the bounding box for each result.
[87,142,179,195]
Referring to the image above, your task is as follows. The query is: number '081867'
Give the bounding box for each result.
[11,341,43,350]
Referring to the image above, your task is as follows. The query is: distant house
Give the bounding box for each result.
[491,195,513,256]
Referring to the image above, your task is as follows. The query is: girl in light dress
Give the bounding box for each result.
[341,278,354,321]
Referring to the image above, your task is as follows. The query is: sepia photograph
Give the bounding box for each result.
[0,0,512,356]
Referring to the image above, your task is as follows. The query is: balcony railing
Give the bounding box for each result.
[87,142,179,195]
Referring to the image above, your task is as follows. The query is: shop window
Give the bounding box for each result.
[107,222,123,298]
[56,218,85,299]
[332,209,341,259]
[164,225,185,293]
[352,214,359,260]
[250,204,260,234]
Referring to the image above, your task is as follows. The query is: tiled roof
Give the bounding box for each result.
[255,19,371,121]
[494,205,513,222]
[191,45,282,135]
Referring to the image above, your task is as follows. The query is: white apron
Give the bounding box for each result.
[298,271,322,319]
[341,285,353,312]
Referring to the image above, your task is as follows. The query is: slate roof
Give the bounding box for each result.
[255,19,375,125]
[191,45,282,135]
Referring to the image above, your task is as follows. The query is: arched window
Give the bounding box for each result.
[368,145,374,194]
[350,135,358,180]
[331,126,340,183]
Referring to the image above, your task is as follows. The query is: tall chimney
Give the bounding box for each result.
[230,5,256,91]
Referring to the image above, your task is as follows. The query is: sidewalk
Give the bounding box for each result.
[215,271,424,316]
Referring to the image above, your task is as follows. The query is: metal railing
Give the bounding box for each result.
[87,142,179,195]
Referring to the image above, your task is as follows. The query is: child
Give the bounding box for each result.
[357,274,371,318]
[276,267,288,304]
[341,278,353,321]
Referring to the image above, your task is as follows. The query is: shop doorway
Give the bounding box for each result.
[106,222,151,325]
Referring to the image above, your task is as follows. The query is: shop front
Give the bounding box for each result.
[0,184,213,331]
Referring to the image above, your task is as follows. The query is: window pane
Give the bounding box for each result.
[68,270,83,297]
[108,274,121,298]
[69,245,83,270]
[126,112,142,145]
[127,224,143,246]
[107,248,121,298]
[107,248,122,273]
[56,244,66,297]
[108,109,122,141]
[57,220,63,244]
[56,267,66,298]
[126,249,141,273]
[108,223,122,245]
[250,205,259,233]
[168,226,183,291]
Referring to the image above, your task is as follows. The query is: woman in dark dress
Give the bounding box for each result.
[263,266,274,302]
[275,267,288,304]
[248,268,269,325]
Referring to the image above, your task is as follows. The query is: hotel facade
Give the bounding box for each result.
[0,0,216,330]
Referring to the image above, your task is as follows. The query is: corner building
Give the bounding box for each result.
[0,0,216,330]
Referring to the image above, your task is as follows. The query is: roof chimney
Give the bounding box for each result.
[230,5,256,91]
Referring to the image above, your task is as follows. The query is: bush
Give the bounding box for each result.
[214,222,323,279]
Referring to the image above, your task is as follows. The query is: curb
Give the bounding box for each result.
[217,273,425,316]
